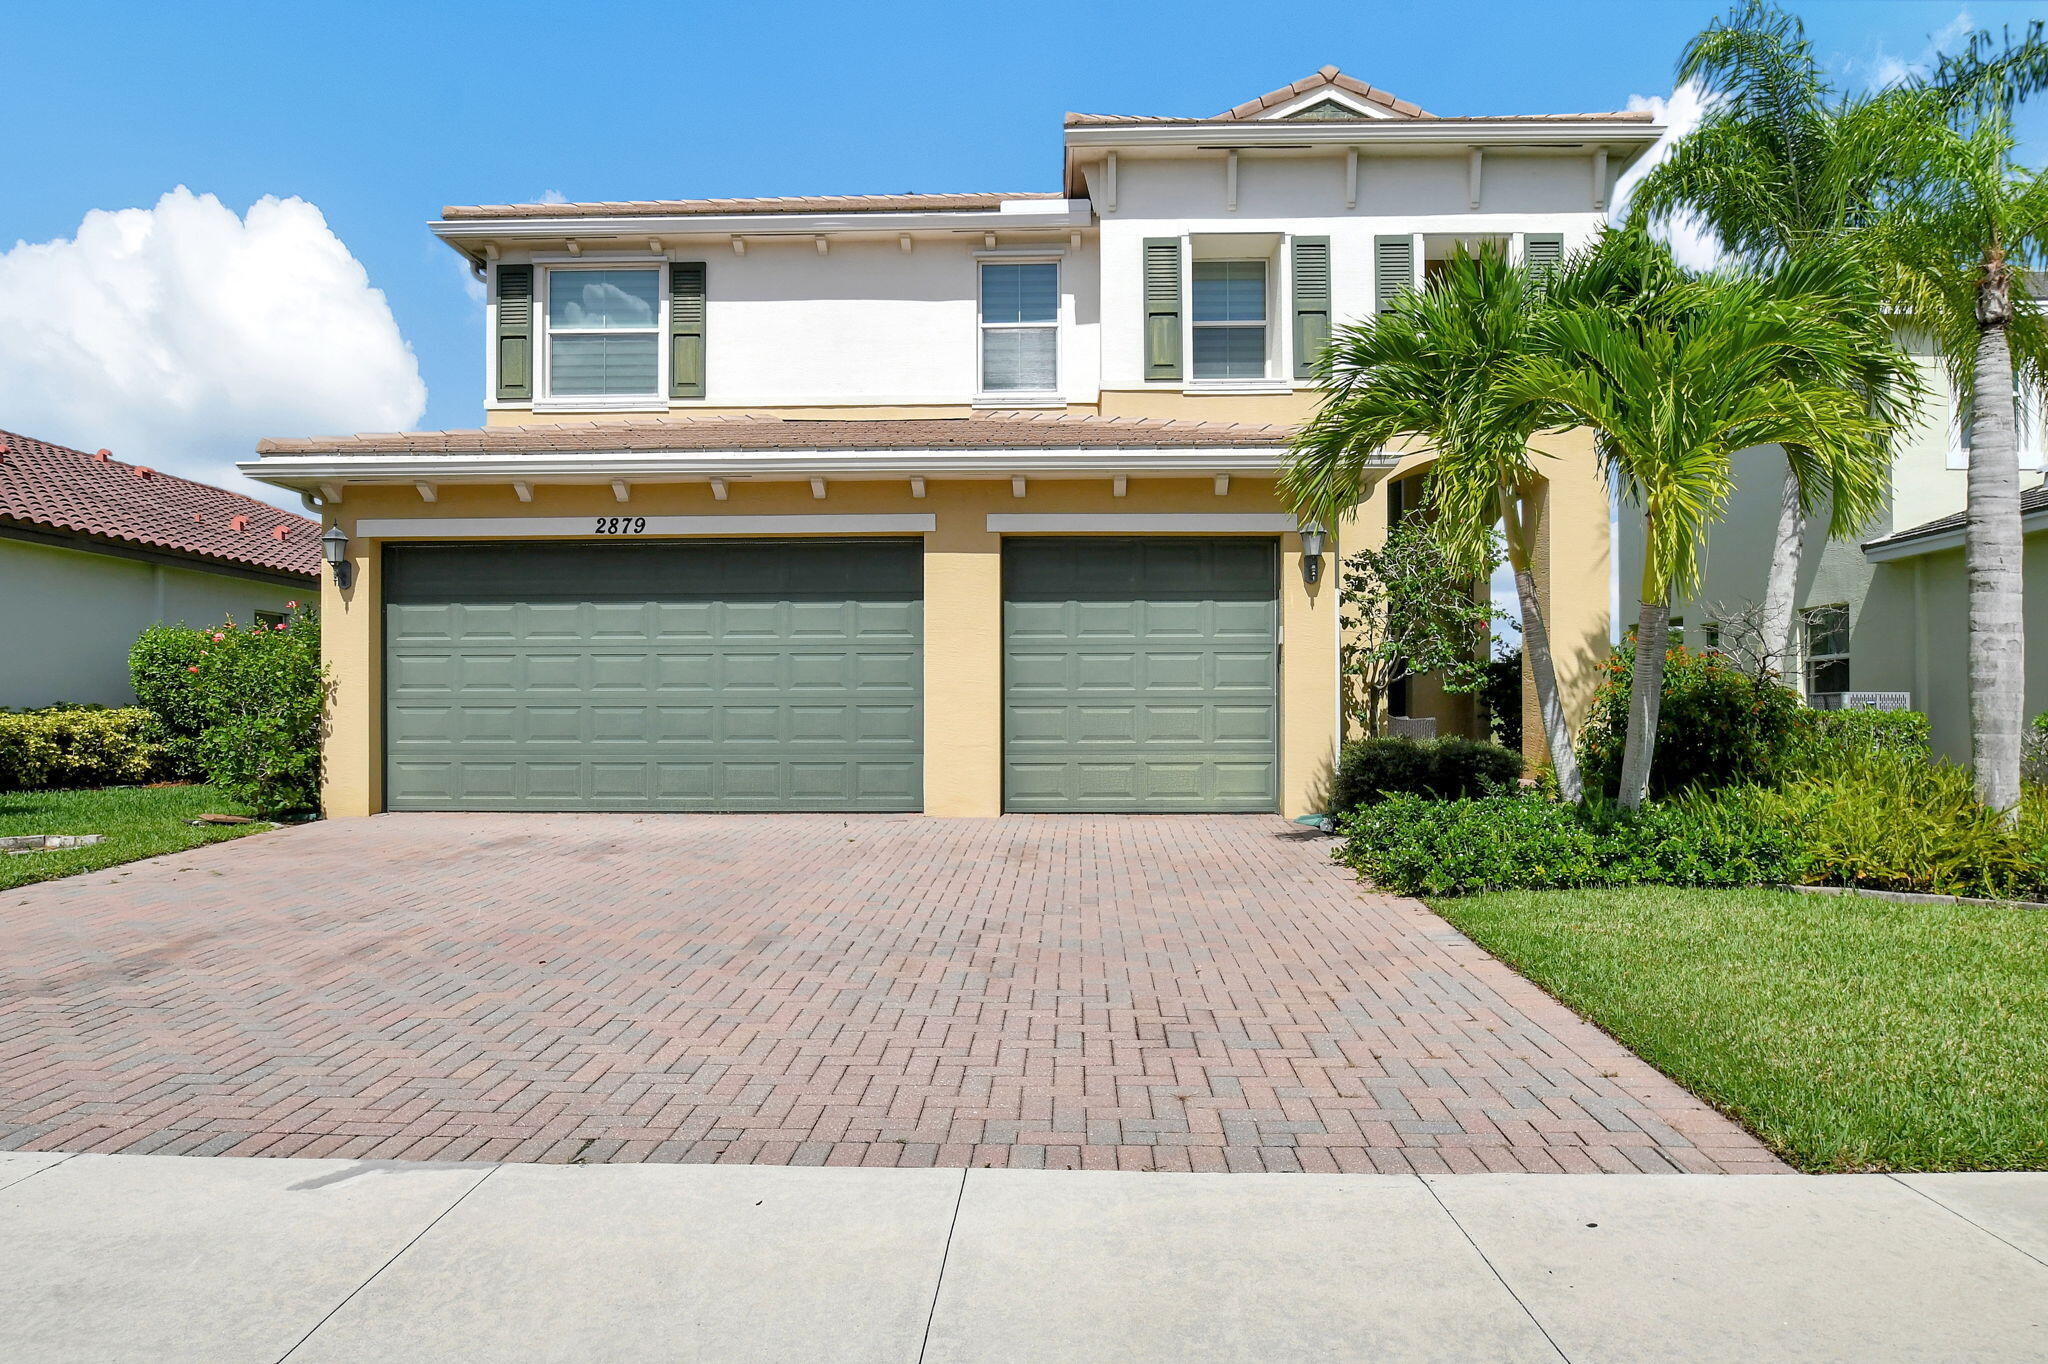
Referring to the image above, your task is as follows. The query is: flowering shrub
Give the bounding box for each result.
[1577,642,1805,798]
[130,606,325,814]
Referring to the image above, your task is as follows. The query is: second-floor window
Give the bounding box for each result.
[1192,260,1268,379]
[1802,603,1850,696]
[546,267,660,397]
[980,262,1058,394]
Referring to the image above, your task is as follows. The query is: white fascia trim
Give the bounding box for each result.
[987,513,1299,533]
[239,446,1318,488]
[1064,121,1663,152]
[354,514,936,539]
[1863,506,2048,561]
[431,201,1092,245]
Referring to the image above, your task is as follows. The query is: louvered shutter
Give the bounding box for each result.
[1372,237,1414,315]
[1523,233,1565,280]
[494,264,533,401]
[1290,237,1331,380]
[1142,238,1182,381]
[669,261,707,399]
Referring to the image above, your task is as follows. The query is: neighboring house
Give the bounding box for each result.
[242,66,1659,817]
[0,429,318,708]
[1617,350,2047,763]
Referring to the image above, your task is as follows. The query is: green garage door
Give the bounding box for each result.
[1003,538,1279,812]
[384,540,921,811]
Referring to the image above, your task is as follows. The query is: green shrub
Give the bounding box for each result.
[132,610,325,815]
[130,625,214,777]
[1332,735,1522,811]
[1336,788,1802,896]
[1578,643,1804,797]
[1757,751,2048,901]
[0,708,162,790]
[2025,712,2048,786]
[1787,707,1932,774]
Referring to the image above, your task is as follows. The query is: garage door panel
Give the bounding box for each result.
[1003,538,1277,813]
[385,540,922,812]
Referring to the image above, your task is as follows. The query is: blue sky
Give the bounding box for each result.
[2,0,2043,496]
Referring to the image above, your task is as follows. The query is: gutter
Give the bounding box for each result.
[430,199,1092,246]
[1863,502,2048,561]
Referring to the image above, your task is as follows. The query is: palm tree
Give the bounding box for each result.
[1520,232,1890,807]
[1866,29,2048,818]
[1281,245,1586,800]
[1627,2,1922,679]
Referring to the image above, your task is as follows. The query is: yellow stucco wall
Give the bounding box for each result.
[318,475,1337,819]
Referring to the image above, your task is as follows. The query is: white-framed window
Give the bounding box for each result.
[1802,603,1851,696]
[1191,259,1270,380]
[1949,389,2047,470]
[978,260,1059,395]
[543,266,662,399]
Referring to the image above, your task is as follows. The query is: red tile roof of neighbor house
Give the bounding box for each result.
[0,428,319,578]
[254,412,1300,456]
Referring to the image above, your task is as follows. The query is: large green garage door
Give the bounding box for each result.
[1003,538,1279,812]
[383,540,922,811]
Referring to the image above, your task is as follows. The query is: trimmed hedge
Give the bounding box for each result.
[0,707,163,791]
[1332,736,1522,812]
[1578,643,1804,798]
[1336,790,1803,897]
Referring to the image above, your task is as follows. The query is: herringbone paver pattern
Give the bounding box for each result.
[0,814,1781,1172]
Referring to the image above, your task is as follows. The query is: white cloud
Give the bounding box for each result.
[0,187,425,509]
[1867,10,1973,90]
[1609,80,1726,272]
[537,189,570,205]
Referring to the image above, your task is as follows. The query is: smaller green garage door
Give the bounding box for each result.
[1003,538,1279,812]
[384,540,921,812]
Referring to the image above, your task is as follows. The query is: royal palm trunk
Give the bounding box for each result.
[1966,251,2027,821]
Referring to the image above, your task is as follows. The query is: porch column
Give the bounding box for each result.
[1522,427,1612,768]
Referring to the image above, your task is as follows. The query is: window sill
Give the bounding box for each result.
[1182,380,1294,396]
[532,398,670,414]
[973,393,1066,409]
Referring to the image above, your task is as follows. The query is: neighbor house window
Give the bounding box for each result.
[545,267,660,397]
[979,262,1058,393]
[1802,604,1850,695]
[1192,260,1268,379]
[254,610,286,628]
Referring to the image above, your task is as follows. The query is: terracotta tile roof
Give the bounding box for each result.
[0,428,318,578]
[256,412,1298,457]
[441,192,1067,221]
[1064,109,1656,127]
[1217,65,1431,120]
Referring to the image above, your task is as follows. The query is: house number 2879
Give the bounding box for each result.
[593,517,647,534]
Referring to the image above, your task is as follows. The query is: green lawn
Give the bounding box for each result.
[1432,885,2048,1172]
[0,785,272,892]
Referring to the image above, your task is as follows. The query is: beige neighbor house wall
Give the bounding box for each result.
[0,536,308,708]
[319,473,1341,820]
[1857,530,2047,763]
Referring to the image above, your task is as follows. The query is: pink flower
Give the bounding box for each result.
[212,633,226,642]
[274,623,287,631]
[285,601,298,610]
[186,665,200,674]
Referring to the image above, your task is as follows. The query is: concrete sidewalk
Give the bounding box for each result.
[1,1153,2043,1363]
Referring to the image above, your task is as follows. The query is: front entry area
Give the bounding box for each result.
[1002,537,1280,812]
[382,539,922,811]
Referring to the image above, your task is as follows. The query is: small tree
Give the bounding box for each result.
[1482,646,1525,752]
[1339,519,1501,737]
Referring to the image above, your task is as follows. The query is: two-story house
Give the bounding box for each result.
[244,67,1660,818]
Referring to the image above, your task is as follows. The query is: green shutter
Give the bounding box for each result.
[1290,237,1331,380]
[1523,233,1565,281]
[494,264,533,401]
[1373,237,1414,315]
[669,261,707,400]
[1142,238,1182,381]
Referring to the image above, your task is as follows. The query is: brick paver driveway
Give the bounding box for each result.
[0,814,1779,1173]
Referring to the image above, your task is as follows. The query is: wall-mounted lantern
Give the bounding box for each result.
[321,523,354,590]
[1298,522,1327,585]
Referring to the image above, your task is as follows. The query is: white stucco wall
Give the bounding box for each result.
[0,538,308,708]
[1092,151,1613,393]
